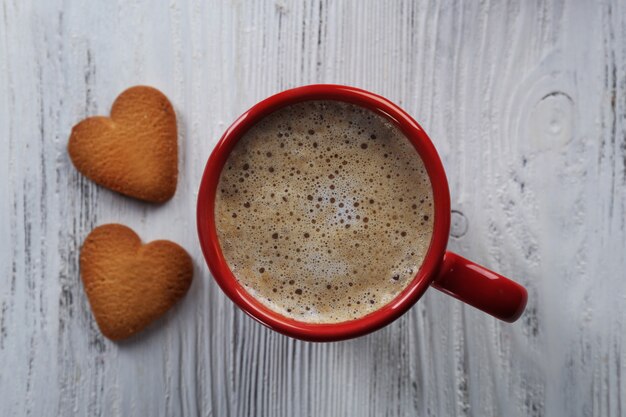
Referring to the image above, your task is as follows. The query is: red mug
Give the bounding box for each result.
[197,84,528,342]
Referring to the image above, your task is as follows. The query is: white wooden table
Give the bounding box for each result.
[2,1,626,416]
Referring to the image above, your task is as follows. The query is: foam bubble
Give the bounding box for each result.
[215,100,434,323]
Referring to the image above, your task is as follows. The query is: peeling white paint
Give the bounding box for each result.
[1,0,625,416]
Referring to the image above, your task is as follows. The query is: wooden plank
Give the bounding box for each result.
[0,0,625,416]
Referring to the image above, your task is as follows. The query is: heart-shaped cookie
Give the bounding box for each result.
[68,86,178,203]
[80,224,193,340]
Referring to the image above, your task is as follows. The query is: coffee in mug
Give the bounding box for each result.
[214,100,433,323]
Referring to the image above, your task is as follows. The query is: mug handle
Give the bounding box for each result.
[431,251,528,322]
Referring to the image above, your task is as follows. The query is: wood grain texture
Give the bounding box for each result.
[1,0,625,416]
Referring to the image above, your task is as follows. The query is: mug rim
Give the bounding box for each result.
[197,84,451,341]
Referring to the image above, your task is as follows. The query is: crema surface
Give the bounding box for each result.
[215,100,433,323]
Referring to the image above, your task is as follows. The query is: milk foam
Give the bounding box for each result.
[215,100,434,323]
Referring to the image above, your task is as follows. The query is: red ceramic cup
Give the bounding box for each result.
[197,84,528,342]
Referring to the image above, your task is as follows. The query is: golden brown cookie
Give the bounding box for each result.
[68,86,178,203]
[80,224,193,340]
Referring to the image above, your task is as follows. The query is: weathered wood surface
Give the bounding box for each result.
[1,1,625,416]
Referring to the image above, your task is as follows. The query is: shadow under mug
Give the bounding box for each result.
[197,84,528,342]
